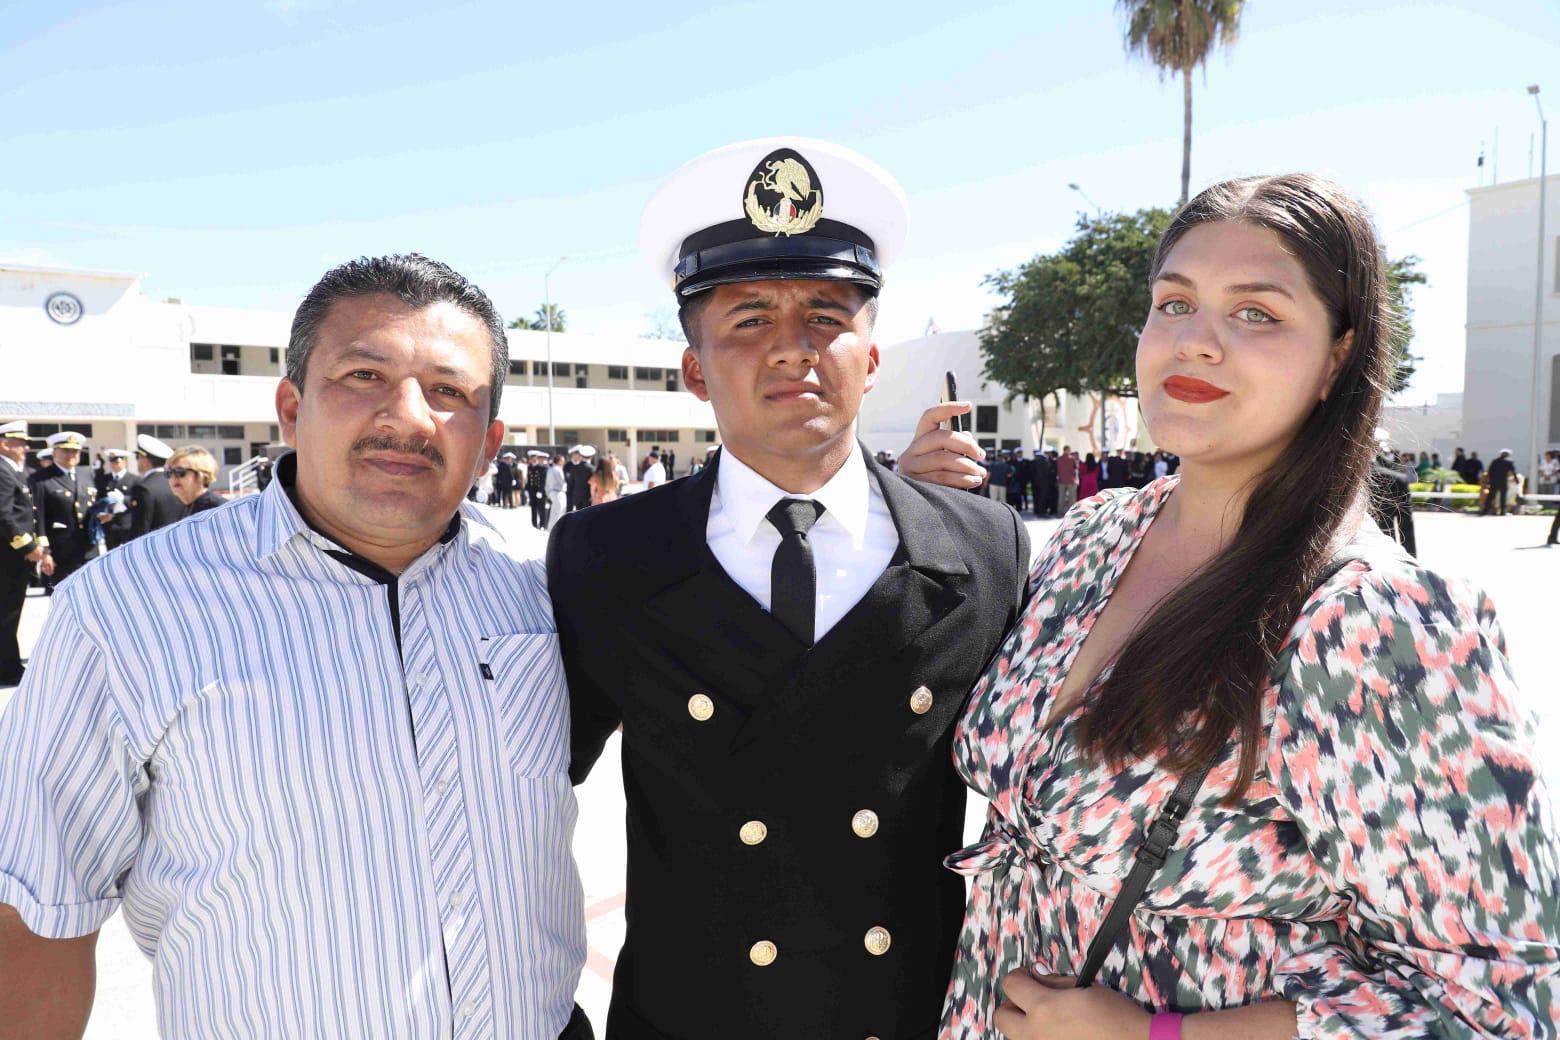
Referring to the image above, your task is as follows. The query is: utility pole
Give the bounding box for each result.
[1527,86,1548,498]
[544,256,566,447]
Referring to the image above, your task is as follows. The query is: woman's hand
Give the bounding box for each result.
[994,971,1151,1039]
[897,402,986,490]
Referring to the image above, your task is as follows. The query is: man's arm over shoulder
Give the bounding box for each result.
[546,513,622,785]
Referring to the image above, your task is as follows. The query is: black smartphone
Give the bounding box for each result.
[941,370,969,433]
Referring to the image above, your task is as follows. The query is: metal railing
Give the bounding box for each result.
[226,455,267,496]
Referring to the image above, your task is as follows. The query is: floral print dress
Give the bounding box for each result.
[940,477,1560,1039]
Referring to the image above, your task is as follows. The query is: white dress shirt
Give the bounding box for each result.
[706,442,899,641]
[0,457,583,1038]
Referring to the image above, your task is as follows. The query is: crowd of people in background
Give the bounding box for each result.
[474,442,723,531]
[936,445,1185,518]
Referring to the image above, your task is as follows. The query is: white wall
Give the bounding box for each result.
[1463,175,1560,473]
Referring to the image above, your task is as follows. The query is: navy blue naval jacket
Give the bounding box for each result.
[550,447,1029,1040]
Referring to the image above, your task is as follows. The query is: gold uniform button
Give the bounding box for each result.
[851,809,879,838]
[687,694,714,721]
[739,820,768,846]
[864,926,892,956]
[749,940,778,966]
[909,686,934,715]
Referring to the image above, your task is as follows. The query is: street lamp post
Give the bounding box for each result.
[1528,86,1548,497]
[544,256,567,448]
[1067,182,1103,218]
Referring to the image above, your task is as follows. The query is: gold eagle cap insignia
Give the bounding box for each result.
[744,151,824,236]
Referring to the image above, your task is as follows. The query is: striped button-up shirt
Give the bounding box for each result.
[0,459,583,1038]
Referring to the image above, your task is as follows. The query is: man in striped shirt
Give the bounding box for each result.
[0,255,590,1039]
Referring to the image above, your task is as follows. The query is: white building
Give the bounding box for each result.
[1380,392,1464,461]
[858,329,1149,459]
[1462,174,1560,473]
[0,263,715,482]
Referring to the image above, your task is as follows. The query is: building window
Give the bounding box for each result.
[576,371,588,388]
[551,362,570,377]
[608,365,628,380]
[699,430,717,443]
[192,343,214,361]
[975,405,999,434]
[269,425,280,441]
[607,429,628,442]
[509,360,526,375]
[270,348,280,365]
[189,425,217,440]
[665,372,680,391]
[220,345,240,376]
[1001,439,1021,451]
[224,446,243,465]
[557,430,581,445]
[634,367,661,381]
[152,424,185,440]
[218,425,244,440]
[977,438,996,452]
[636,429,680,442]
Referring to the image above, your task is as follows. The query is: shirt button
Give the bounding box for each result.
[749,940,778,966]
[739,820,768,846]
[458,999,477,1018]
[434,779,451,796]
[864,926,892,956]
[851,809,879,838]
[909,686,934,715]
[687,694,715,721]
[449,892,465,910]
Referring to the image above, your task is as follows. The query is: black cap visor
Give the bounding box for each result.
[675,225,881,298]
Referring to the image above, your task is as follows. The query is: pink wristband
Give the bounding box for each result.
[1149,1012,1184,1040]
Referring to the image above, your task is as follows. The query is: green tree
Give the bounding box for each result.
[1118,0,1245,205]
[980,207,1173,410]
[1383,255,1426,395]
[508,303,568,332]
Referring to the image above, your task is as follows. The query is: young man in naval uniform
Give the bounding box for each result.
[548,138,1030,1040]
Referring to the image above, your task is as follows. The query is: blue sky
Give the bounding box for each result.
[2,0,1557,402]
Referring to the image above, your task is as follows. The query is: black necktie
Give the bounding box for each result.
[766,498,826,645]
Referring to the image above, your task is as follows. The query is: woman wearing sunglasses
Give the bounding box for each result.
[165,445,225,516]
[901,174,1559,1039]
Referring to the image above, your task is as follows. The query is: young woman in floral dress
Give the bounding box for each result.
[901,175,1559,1038]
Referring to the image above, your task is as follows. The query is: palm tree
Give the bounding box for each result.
[1118,0,1245,205]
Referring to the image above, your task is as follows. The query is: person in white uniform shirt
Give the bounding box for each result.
[641,449,667,489]
[0,254,592,1040]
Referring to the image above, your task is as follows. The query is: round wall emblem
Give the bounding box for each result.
[44,292,84,325]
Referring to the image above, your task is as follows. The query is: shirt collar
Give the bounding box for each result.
[254,452,462,568]
[1,455,21,474]
[717,440,872,550]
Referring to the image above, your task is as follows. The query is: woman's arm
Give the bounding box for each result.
[1266,569,1560,1038]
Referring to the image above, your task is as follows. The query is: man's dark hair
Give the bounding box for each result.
[676,285,879,349]
[286,253,509,422]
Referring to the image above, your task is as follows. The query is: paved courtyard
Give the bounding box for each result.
[1,504,1554,1036]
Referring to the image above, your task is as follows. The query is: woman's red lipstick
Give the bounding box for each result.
[1163,375,1229,404]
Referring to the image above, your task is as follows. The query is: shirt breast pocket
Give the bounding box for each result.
[479,632,570,778]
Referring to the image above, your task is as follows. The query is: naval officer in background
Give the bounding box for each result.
[550,138,1030,1039]
[0,421,44,686]
[93,448,139,550]
[28,431,98,590]
[128,434,184,539]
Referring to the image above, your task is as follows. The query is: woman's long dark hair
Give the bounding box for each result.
[1078,174,1396,801]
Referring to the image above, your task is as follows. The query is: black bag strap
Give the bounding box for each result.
[1073,553,1358,988]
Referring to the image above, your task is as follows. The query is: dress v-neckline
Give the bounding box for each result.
[1035,478,1179,738]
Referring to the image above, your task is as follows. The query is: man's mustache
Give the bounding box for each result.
[352,435,444,469]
